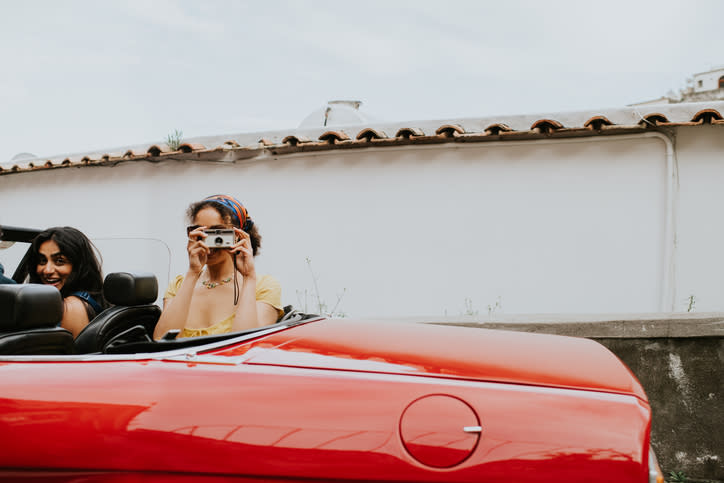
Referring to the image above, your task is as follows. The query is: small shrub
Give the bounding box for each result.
[166,129,183,151]
[686,295,696,313]
[668,470,688,482]
[295,257,347,317]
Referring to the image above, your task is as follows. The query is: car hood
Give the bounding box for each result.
[211,318,647,400]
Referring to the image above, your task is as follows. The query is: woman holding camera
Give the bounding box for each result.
[153,195,282,340]
[28,226,106,337]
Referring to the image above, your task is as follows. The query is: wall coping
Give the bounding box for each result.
[363,313,724,338]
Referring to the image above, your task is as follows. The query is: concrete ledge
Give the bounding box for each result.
[368,312,724,338]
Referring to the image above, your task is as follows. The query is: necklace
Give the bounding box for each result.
[201,276,232,289]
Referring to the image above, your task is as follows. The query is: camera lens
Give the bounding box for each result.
[215,237,223,245]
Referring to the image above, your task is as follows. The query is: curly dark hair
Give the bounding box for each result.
[28,227,105,303]
[186,199,262,256]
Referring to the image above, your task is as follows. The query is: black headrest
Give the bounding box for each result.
[0,284,64,331]
[103,272,158,306]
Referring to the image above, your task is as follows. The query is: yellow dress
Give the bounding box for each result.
[164,274,283,338]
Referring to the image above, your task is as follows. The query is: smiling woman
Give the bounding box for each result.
[153,195,283,340]
[27,227,106,337]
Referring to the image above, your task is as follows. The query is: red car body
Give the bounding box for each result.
[0,316,658,482]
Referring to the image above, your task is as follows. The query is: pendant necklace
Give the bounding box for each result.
[201,276,233,289]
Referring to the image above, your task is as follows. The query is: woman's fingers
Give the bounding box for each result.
[188,226,208,242]
[187,240,209,255]
[230,228,251,254]
[232,245,253,257]
[230,228,255,276]
[187,227,210,253]
[187,227,210,272]
[232,227,249,243]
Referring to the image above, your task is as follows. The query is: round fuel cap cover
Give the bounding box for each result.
[399,394,481,468]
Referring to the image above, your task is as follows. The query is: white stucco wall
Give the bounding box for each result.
[692,67,724,92]
[1,127,721,317]
[672,125,724,313]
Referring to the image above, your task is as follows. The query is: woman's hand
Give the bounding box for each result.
[230,227,255,279]
[187,226,209,274]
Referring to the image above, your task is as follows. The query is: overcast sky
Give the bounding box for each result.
[1,0,722,163]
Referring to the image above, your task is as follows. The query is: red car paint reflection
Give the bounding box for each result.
[0,319,653,482]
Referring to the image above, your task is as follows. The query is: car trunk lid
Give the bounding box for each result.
[211,318,646,400]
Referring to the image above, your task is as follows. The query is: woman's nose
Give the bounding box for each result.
[42,263,55,273]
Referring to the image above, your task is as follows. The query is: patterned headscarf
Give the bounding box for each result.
[203,195,253,231]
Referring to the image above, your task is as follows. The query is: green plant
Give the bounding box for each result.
[295,257,347,317]
[458,296,502,318]
[668,470,688,482]
[487,296,502,318]
[166,129,183,151]
[686,295,696,313]
[462,297,478,316]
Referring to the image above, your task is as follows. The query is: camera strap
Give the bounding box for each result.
[233,253,240,306]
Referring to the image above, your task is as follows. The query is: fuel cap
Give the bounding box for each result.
[399,394,481,468]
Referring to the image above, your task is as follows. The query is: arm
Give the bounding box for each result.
[153,227,209,340]
[153,271,201,340]
[230,228,279,330]
[61,296,92,338]
[257,300,281,325]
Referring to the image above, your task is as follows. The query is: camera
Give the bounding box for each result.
[205,228,235,248]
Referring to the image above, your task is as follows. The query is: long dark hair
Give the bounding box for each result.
[28,227,104,301]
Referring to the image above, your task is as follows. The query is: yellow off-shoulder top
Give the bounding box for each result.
[163,274,283,338]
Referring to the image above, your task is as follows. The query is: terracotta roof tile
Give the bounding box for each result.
[435,124,465,137]
[147,144,175,156]
[395,127,425,138]
[483,123,513,135]
[318,131,350,143]
[176,143,205,153]
[356,128,388,141]
[3,101,724,176]
[584,116,614,130]
[282,135,311,146]
[530,119,564,134]
[122,150,141,158]
[692,109,722,124]
[638,113,670,127]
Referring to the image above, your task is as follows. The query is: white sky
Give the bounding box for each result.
[1,0,722,163]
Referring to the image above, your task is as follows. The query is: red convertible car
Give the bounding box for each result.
[0,227,663,482]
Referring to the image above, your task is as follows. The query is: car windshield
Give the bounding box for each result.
[0,239,28,278]
[91,237,172,306]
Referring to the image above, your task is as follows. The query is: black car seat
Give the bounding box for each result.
[0,284,74,355]
[74,272,160,354]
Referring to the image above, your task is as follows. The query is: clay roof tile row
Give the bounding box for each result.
[2,105,722,176]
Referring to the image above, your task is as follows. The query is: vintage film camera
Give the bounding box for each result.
[205,228,235,248]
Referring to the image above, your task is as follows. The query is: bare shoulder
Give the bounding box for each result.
[62,295,91,337]
[64,295,88,312]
